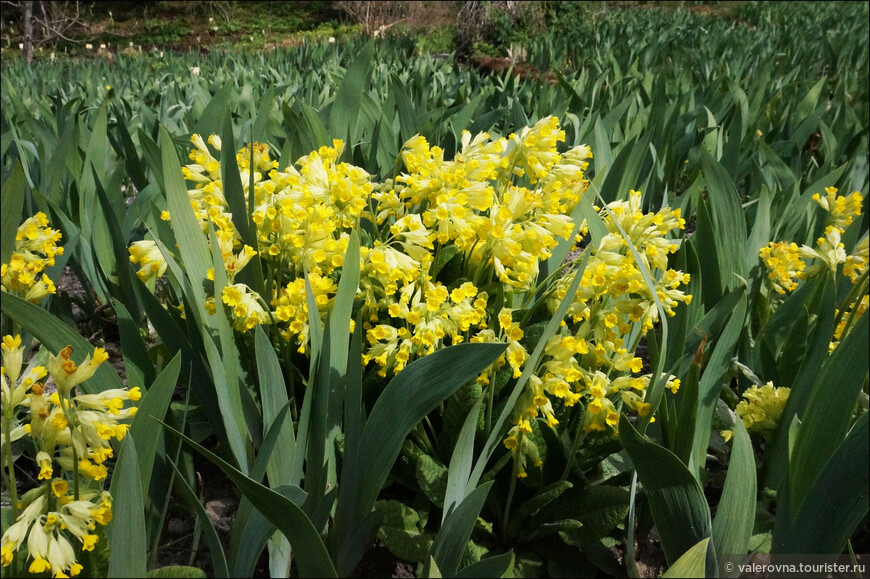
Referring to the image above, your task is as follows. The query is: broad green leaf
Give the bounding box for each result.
[108,437,148,578]
[432,244,461,278]
[375,500,433,563]
[512,480,573,524]
[416,454,449,508]
[530,485,629,543]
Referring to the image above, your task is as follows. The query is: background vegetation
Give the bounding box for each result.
[1,1,868,578]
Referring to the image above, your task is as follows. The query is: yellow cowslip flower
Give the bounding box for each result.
[505,116,566,183]
[812,187,863,231]
[1,484,108,576]
[274,272,338,354]
[47,345,109,397]
[2,337,135,576]
[1,212,63,303]
[843,236,868,283]
[128,239,167,283]
[800,225,848,277]
[760,241,806,294]
[733,382,790,439]
[584,396,620,432]
[830,295,869,352]
[237,141,278,174]
[221,283,272,331]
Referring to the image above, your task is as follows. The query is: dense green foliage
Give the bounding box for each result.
[1,2,868,577]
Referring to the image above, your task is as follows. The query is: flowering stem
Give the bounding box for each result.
[2,418,19,518]
[501,445,522,540]
[70,437,81,501]
[63,396,81,500]
[560,405,587,481]
[485,377,494,434]
[833,269,868,335]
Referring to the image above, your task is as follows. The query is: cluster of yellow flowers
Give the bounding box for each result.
[1,212,63,303]
[721,381,790,442]
[760,187,867,293]
[760,187,868,352]
[525,191,690,438]
[1,336,139,577]
[135,116,693,476]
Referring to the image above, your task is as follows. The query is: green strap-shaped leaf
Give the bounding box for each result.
[662,538,709,579]
[619,415,715,572]
[335,343,506,576]
[1,161,25,264]
[195,83,234,139]
[469,252,589,492]
[328,41,375,147]
[431,482,494,578]
[113,299,155,389]
[673,359,700,467]
[230,404,299,577]
[108,437,148,578]
[700,148,747,289]
[220,111,257,261]
[129,353,180,498]
[712,420,756,559]
[692,290,747,475]
[255,326,296,487]
[165,458,230,578]
[206,224,252,473]
[0,294,125,394]
[789,310,869,515]
[774,412,869,554]
[453,551,515,579]
[163,424,337,578]
[230,484,308,578]
[443,393,485,523]
[354,343,505,517]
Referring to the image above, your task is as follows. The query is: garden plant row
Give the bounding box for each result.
[1,2,868,578]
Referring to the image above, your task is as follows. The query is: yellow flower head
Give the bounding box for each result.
[735,382,790,438]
